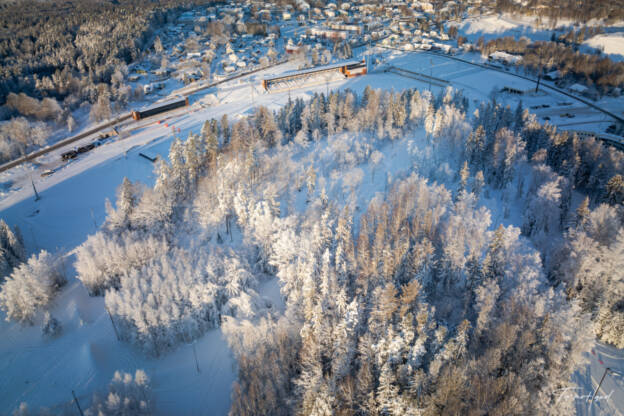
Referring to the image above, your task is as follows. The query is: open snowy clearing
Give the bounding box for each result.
[1,49,622,414]
[0,277,236,414]
[382,49,620,136]
[450,13,624,43]
[449,13,562,42]
[584,32,624,61]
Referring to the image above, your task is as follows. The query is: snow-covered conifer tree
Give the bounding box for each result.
[0,219,25,279]
[0,250,64,324]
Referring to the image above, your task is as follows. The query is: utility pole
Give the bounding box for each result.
[367,40,371,74]
[429,59,433,91]
[591,367,624,403]
[250,81,255,107]
[591,367,610,402]
[90,209,98,231]
[192,341,201,374]
[105,305,120,341]
[71,390,85,416]
[31,175,40,201]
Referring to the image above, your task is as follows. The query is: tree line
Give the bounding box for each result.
[477,36,624,94]
[493,0,624,24]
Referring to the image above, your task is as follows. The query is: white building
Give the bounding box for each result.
[489,51,522,65]
[569,83,588,94]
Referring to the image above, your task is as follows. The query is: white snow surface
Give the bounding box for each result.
[0,278,235,415]
[449,13,556,42]
[457,14,520,35]
[584,32,624,61]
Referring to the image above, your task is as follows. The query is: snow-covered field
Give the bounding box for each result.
[449,13,562,42]
[584,32,624,61]
[0,279,236,414]
[1,46,622,414]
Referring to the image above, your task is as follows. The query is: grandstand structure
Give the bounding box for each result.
[566,130,624,150]
[262,60,367,92]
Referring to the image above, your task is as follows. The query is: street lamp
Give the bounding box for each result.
[591,367,624,403]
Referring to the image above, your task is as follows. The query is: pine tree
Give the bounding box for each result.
[203,129,218,172]
[377,361,400,415]
[67,115,76,132]
[0,250,64,324]
[168,138,189,200]
[221,114,230,146]
[117,177,136,225]
[210,118,219,138]
[0,220,26,279]
[153,158,170,196]
[184,133,204,185]
[255,106,282,147]
[200,120,212,143]
[472,170,485,198]
[605,174,624,205]
[575,196,590,229]
[483,224,506,280]
[513,101,525,132]
[472,125,487,166]
[306,165,316,201]
[458,161,470,194]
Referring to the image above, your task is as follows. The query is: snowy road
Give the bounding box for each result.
[574,343,624,416]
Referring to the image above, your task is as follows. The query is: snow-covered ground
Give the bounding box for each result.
[574,343,624,416]
[584,32,624,61]
[1,47,622,414]
[0,277,236,414]
[451,13,624,43]
[449,13,563,42]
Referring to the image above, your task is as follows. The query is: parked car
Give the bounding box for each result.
[61,150,78,160]
[77,143,95,154]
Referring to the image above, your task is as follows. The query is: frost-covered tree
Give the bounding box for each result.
[61,86,615,413]
[85,370,151,416]
[42,311,62,338]
[0,219,26,279]
[105,247,257,355]
[67,115,77,132]
[0,251,64,324]
[605,174,624,205]
[221,114,230,145]
[90,95,112,122]
[75,233,168,296]
[255,106,282,147]
[458,160,470,194]
[104,177,139,233]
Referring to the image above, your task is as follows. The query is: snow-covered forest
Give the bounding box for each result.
[1,84,615,413]
[2,0,624,410]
